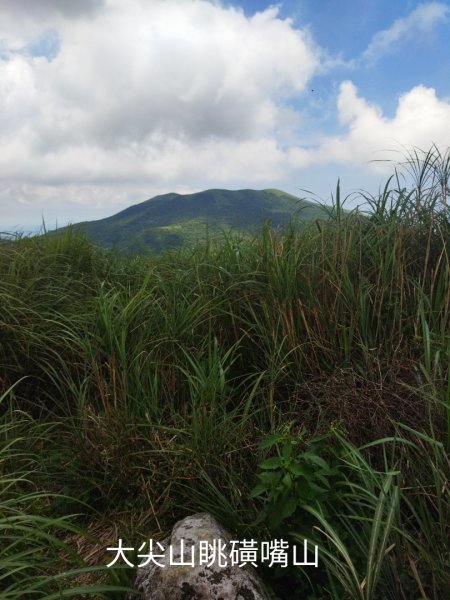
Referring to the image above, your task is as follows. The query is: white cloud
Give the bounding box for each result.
[0,0,317,165]
[289,81,450,173]
[363,2,449,64]
[0,0,321,224]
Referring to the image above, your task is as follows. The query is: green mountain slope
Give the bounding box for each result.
[65,188,326,252]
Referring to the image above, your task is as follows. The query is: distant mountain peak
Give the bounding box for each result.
[61,188,325,252]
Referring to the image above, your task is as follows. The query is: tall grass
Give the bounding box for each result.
[0,147,449,598]
[0,383,134,598]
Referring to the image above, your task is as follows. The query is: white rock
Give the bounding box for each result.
[132,512,271,600]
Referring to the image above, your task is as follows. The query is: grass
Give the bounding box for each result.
[0,382,134,598]
[0,146,449,598]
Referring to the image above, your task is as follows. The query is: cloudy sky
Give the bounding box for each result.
[1,0,449,231]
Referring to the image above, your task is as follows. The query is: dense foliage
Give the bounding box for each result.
[1,148,449,598]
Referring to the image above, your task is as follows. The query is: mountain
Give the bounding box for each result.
[63,188,326,252]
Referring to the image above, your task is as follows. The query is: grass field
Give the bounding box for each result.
[1,148,449,599]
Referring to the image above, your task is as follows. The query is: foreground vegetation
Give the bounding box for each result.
[1,148,449,598]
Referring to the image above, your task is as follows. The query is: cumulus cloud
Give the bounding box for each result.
[362,2,449,64]
[289,82,450,173]
[0,0,317,158]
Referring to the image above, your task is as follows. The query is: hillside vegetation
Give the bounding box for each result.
[0,148,449,599]
[59,188,327,252]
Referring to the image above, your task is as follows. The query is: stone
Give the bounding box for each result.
[131,512,271,600]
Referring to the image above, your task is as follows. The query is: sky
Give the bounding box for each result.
[1,0,449,232]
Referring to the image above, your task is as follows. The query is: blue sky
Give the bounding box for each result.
[0,0,449,231]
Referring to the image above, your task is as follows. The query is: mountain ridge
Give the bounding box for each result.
[60,188,326,252]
